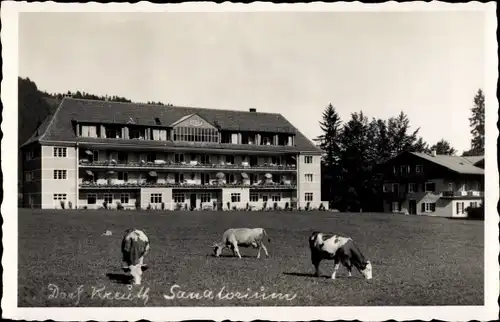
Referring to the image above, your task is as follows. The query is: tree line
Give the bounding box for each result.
[315,89,485,211]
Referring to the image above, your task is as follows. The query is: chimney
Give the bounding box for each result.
[249,108,257,112]
[431,149,437,157]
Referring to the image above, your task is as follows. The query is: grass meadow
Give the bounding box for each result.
[18,209,484,307]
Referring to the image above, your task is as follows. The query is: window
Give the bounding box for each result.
[271,194,281,202]
[175,173,184,183]
[393,166,397,175]
[392,183,399,193]
[400,165,410,177]
[53,170,67,180]
[391,202,400,212]
[104,126,122,139]
[250,156,258,167]
[416,165,424,173]
[104,193,113,204]
[200,155,211,165]
[53,194,67,200]
[422,202,436,213]
[225,155,234,164]
[80,125,98,138]
[150,193,162,204]
[250,192,259,202]
[231,193,241,203]
[425,182,436,192]
[87,194,97,205]
[271,156,282,165]
[304,156,313,164]
[172,126,219,143]
[408,183,417,193]
[120,194,130,204]
[447,182,454,191]
[382,184,387,192]
[117,151,128,163]
[118,172,128,182]
[470,201,478,208]
[53,147,67,158]
[456,202,465,214]
[173,193,185,203]
[228,174,235,183]
[305,174,313,182]
[200,193,211,203]
[262,195,269,202]
[146,152,156,163]
[305,193,313,202]
[25,151,34,161]
[25,171,34,182]
[175,154,185,163]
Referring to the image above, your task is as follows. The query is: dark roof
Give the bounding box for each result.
[410,152,484,175]
[23,97,321,153]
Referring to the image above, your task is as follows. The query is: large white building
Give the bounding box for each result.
[21,98,324,210]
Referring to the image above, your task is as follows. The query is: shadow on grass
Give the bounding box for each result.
[215,254,259,259]
[106,273,132,284]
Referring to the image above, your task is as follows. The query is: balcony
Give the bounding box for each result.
[78,159,297,172]
[79,181,297,190]
[441,190,484,198]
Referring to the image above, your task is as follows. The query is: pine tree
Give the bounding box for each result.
[463,89,485,156]
[430,139,457,155]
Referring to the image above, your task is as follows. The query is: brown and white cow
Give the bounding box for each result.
[309,231,372,280]
[121,228,150,285]
[213,228,270,259]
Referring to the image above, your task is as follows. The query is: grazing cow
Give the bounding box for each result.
[121,228,150,285]
[213,228,270,259]
[309,231,372,280]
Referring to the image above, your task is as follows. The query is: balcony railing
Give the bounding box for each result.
[441,190,484,198]
[79,159,297,171]
[79,181,297,190]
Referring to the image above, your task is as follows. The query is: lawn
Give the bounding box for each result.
[18,209,484,307]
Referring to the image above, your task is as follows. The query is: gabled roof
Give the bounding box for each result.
[410,152,484,175]
[22,97,321,153]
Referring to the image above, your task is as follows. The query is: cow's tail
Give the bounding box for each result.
[263,228,271,243]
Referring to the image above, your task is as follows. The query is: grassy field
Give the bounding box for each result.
[18,209,484,307]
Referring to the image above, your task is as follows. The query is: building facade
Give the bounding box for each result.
[21,98,324,210]
[379,151,484,218]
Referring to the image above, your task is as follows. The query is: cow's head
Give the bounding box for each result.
[360,261,373,280]
[212,243,223,257]
[123,264,148,284]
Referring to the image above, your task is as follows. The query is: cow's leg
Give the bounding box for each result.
[331,258,341,280]
[261,243,269,257]
[311,252,321,277]
[234,245,242,259]
[343,258,352,277]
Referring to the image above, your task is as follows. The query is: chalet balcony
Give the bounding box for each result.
[78,159,297,172]
[441,190,484,198]
[79,181,297,190]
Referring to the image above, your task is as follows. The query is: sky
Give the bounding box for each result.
[18,11,486,154]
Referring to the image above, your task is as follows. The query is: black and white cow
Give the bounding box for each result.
[213,228,270,259]
[121,228,150,285]
[309,231,372,280]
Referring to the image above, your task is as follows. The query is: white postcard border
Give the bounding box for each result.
[2,1,498,321]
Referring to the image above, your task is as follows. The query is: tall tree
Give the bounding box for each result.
[430,139,457,155]
[314,104,343,206]
[387,112,426,155]
[463,89,485,156]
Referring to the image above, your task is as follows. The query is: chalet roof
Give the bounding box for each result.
[22,97,321,153]
[410,152,484,175]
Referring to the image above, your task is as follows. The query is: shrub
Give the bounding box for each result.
[83,205,88,210]
[227,202,231,210]
[103,201,108,210]
[305,202,310,211]
[319,203,325,211]
[68,201,72,209]
[60,200,65,209]
[146,203,152,211]
[175,203,182,210]
[213,200,217,210]
[184,204,188,211]
[135,200,140,209]
[466,206,484,220]
[218,202,223,211]
[116,201,124,210]
[285,202,290,210]
[263,201,267,210]
[232,205,237,211]
[246,202,250,211]
[273,202,278,210]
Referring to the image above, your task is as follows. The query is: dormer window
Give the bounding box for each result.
[154,117,161,125]
[173,126,219,143]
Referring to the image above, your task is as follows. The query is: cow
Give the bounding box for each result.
[308,231,372,280]
[121,228,150,285]
[213,228,270,259]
